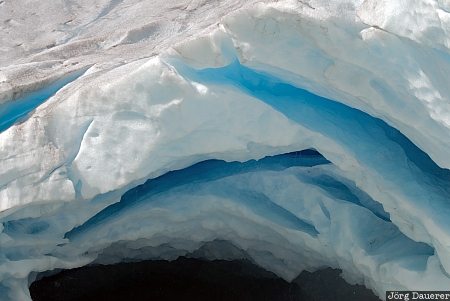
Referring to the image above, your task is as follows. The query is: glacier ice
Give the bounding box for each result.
[1,0,450,300]
[0,69,87,133]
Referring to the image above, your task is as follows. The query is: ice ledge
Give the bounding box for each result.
[1,1,450,300]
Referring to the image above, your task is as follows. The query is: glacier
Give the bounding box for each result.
[1,0,450,300]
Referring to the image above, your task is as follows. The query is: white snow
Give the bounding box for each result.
[0,0,450,300]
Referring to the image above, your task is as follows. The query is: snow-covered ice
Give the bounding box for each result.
[1,0,450,300]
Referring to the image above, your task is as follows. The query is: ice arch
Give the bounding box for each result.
[1,1,450,300]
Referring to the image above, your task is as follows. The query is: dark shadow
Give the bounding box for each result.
[30,258,381,301]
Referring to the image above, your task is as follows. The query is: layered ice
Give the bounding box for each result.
[0,68,87,133]
[1,0,450,300]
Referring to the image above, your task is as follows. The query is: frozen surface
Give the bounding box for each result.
[0,68,87,133]
[1,0,450,300]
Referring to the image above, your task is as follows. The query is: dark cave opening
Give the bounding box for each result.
[30,257,381,301]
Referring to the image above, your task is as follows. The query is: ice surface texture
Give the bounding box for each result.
[0,69,87,133]
[1,0,450,300]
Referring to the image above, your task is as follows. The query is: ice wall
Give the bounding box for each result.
[1,0,450,300]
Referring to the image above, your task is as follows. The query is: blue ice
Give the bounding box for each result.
[66,150,329,239]
[0,68,87,133]
[172,59,450,229]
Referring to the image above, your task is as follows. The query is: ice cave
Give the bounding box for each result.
[1,0,450,300]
